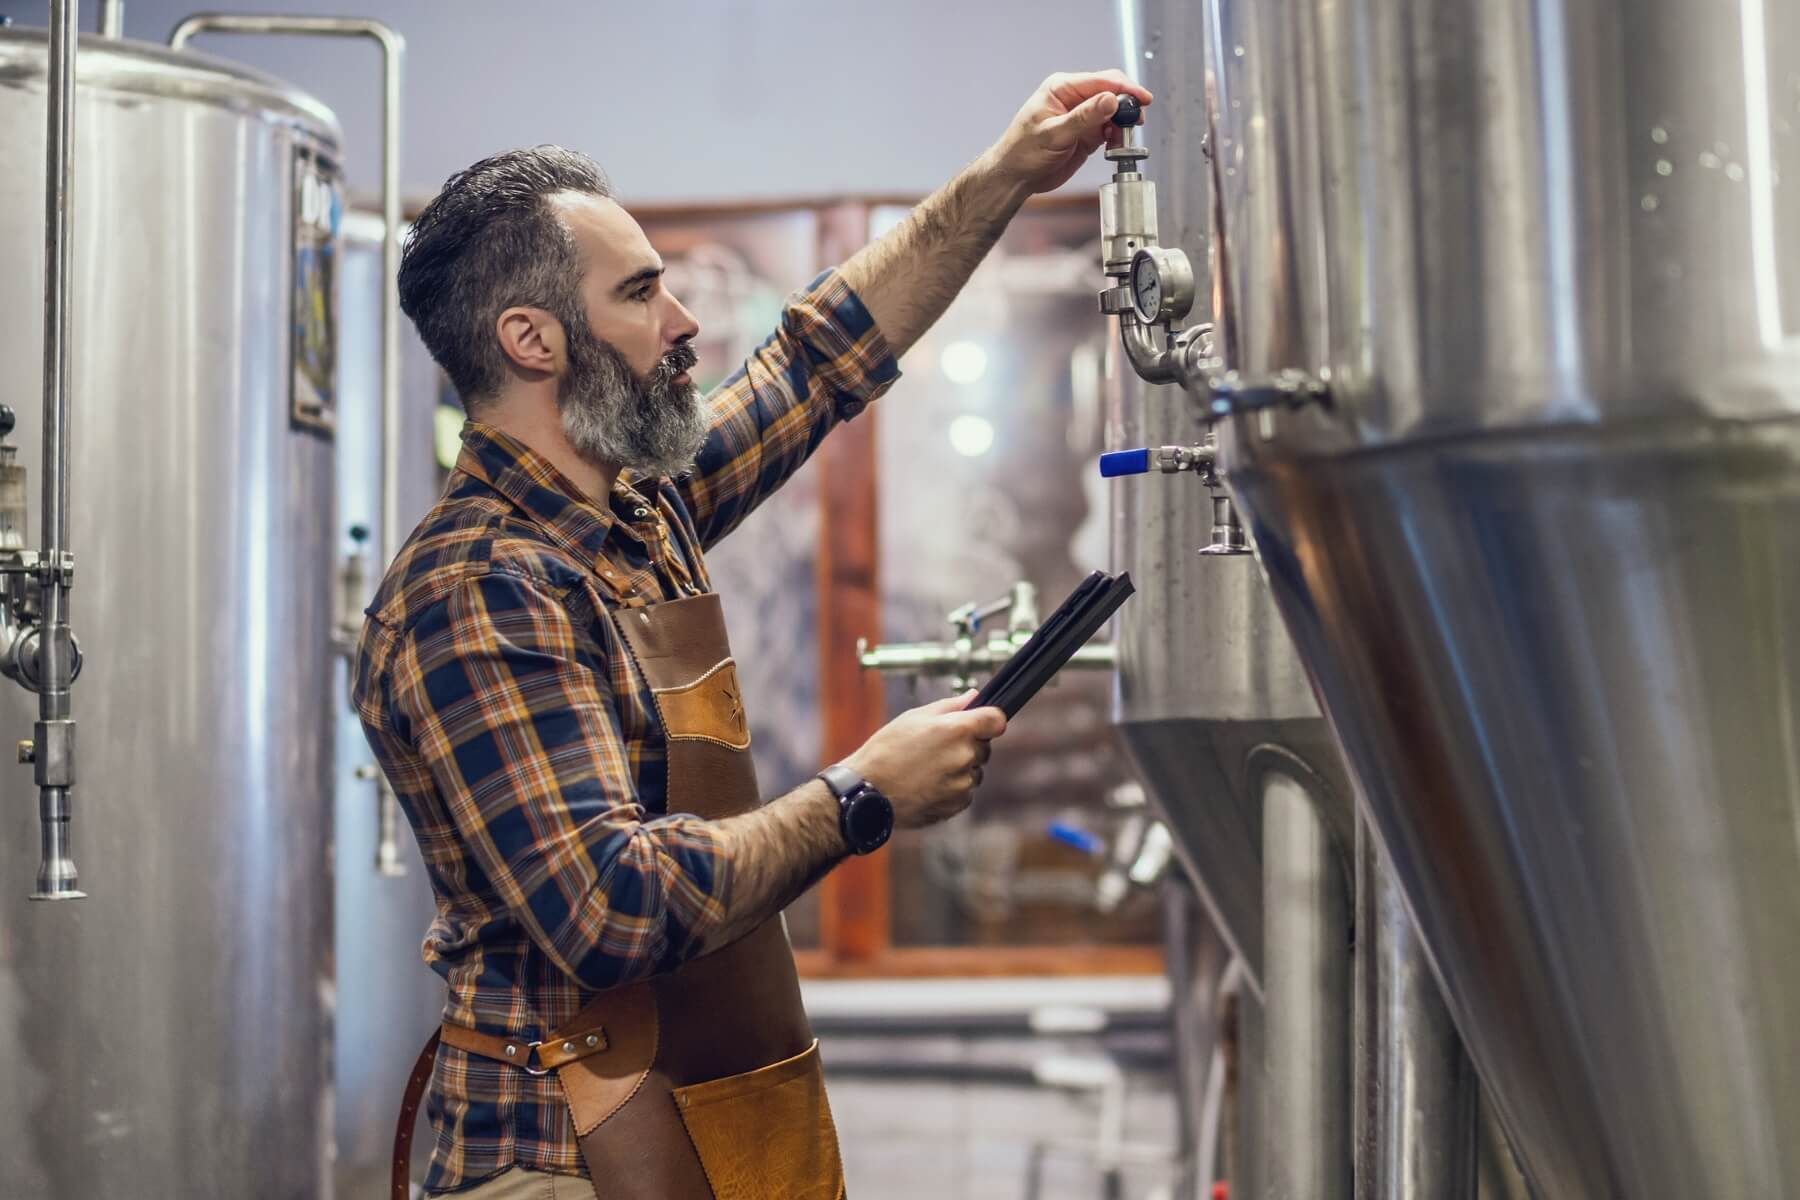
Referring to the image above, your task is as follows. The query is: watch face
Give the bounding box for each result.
[1131,253,1162,321]
[845,789,893,853]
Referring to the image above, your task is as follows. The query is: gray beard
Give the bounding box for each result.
[557,315,707,479]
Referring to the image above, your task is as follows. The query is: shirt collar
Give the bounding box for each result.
[452,421,622,568]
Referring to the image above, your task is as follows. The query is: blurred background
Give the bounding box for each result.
[0,3,1199,1198]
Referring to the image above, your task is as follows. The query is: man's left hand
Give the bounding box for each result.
[983,71,1156,196]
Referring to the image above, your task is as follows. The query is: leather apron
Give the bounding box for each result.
[393,591,844,1200]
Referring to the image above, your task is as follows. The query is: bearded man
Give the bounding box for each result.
[354,70,1152,1200]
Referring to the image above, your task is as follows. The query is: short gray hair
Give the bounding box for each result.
[398,146,611,405]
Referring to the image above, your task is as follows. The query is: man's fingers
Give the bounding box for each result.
[950,706,1008,739]
[1045,71,1154,111]
[921,689,979,715]
[1043,91,1119,139]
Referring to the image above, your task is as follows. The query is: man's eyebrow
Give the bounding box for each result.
[612,266,664,297]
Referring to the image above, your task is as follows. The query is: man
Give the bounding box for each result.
[355,71,1153,1199]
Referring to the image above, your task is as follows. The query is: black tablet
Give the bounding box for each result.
[969,571,1134,718]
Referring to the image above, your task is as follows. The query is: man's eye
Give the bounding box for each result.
[631,288,654,303]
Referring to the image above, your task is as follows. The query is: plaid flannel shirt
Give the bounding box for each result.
[352,269,898,1194]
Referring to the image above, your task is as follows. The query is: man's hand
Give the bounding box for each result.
[846,692,1008,829]
[838,69,1152,357]
[983,71,1156,197]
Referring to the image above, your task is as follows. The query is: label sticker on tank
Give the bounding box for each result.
[291,143,341,436]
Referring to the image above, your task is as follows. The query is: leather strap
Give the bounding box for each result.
[392,1030,440,1200]
[389,1014,611,1200]
[439,1017,610,1074]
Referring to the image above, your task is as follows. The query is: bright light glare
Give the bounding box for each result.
[948,414,996,457]
[939,340,990,385]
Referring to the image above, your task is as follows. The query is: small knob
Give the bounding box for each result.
[348,523,370,544]
[1112,94,1142,128]
[0,406,15,439]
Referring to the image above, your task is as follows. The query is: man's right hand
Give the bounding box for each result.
[845,692,1009,830]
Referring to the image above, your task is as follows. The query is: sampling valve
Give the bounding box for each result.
[1099,432,1249,556]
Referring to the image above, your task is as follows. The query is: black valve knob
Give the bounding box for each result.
[0,406,14,439]
[1112,94,1142,127]
[349,523,370,544]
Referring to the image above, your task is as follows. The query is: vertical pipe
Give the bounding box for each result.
[377,23,401,579]
[1354,821,1480,1197]
[98,0,122,37]
[1162,879,1234,1200]
[1227,982,1267,1200]
[32,0,83,901]
[373,20,406,878]
[1262,769,1350,1199]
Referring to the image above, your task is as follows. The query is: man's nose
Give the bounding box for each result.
[666,294,700,345]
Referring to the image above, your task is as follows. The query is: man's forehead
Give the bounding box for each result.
[551,191,656,274]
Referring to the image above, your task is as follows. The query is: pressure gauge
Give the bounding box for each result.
[1128,247,1196,324]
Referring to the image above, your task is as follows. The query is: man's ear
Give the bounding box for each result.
[495,306,562,378]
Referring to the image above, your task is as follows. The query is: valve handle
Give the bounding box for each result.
[1100,448,1151,478]
[1048,821,1107,857]
[1112,94,1143,127]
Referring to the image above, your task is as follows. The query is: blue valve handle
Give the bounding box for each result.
[1100,448,1152,478]
[1048,821,1107,857]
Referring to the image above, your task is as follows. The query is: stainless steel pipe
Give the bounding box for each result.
[97,1,121,37]
[1261,767,1350,1200]
[30,0,82,902]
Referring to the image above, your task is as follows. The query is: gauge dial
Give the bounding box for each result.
[1127,247,1196,324]
[1131,255,1163,322]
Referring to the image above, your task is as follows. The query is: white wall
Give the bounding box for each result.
[6,0,1130,206]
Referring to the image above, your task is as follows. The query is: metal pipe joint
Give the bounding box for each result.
[858,579,1115,691]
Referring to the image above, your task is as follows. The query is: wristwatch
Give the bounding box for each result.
[817,763,894,856]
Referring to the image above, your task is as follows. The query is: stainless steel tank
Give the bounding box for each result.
[1108,6,1359,1196]
[1108,5,1541,1197]
[0,29,339,1198]
[1107,0,1353,1002]
[1197,0,1800,1194]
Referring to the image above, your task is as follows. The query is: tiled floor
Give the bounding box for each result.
[824,1031,1182,1200]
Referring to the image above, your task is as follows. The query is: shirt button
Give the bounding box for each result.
[633,507,650,519]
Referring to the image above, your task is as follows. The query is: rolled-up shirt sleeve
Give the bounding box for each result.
[389,568,731,991]
[679,268,901,548]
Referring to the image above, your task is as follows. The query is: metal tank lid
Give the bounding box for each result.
[0,27,340,147]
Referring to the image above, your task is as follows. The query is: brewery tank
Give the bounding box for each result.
[1106,0,1353,1000]
[1196,0,1800,1194]
[0,28,340,1198]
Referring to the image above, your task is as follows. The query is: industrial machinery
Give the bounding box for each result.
[1097,4,1531,1197]
[0,14,343,1196]
[1111,0,1800,1196]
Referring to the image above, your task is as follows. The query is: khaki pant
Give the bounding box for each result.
[431,1167,593,1199]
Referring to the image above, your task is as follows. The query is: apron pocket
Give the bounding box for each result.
[672,1040,844,1200]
